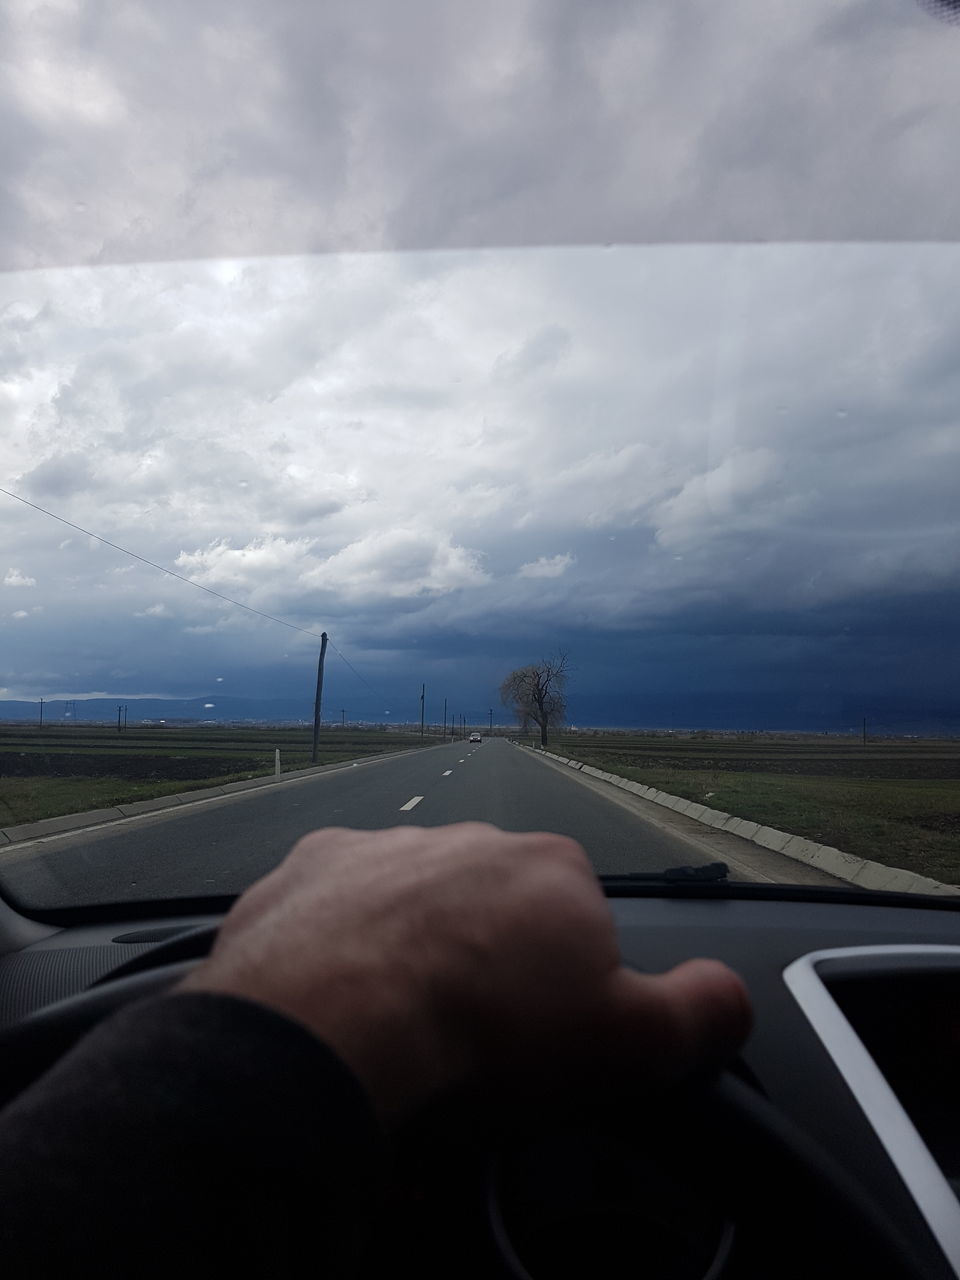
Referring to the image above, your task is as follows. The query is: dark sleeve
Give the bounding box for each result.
[0,992,386,1278]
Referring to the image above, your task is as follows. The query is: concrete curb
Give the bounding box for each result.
[1,808,126,845]
[511,742,957,896]
[0,745,433,848]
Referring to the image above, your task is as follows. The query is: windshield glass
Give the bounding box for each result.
[1,0,958,911]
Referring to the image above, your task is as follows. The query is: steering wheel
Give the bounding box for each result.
[0,925,219,1109]
[0,931,942,1280]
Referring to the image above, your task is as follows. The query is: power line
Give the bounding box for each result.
[0,485,382,693]
[326,638,379,693]
[0,486,326,638]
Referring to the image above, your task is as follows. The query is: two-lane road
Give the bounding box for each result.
[0,738,841,910]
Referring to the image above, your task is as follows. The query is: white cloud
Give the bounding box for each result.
[518,553,575,579]
[175,537,315,590]
[302,530,489,600]
[175,526,490,605]
[4,568,36,587]
[134,603,171,618]
[11,610,29,619]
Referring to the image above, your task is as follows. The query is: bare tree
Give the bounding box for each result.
[499,652,568,748]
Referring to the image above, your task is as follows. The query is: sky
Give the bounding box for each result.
[1,0,959,730]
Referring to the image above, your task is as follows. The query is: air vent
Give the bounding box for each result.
[112,926,196,944]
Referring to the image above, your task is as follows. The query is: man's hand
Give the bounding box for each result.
[179,823,750,1124]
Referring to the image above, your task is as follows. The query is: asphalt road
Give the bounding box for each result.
[0,738,838,910]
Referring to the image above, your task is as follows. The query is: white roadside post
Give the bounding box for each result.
[275,748,281,779]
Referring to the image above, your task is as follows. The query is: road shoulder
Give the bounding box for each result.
[514,745,927,890]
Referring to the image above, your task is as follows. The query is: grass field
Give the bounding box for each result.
[0,725,432,827]
[548,732,960,885]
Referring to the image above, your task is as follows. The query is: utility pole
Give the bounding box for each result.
[489,707,493,732]
[123,704,128,731]
[419,683,425,740]
[863,717,867,748]
[341,708,345,728]
[38,697,43,729]
[117,704,123,734]
[312,632,328,765]
[442,697,447,743]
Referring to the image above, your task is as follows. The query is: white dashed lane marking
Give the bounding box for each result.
[442,770,452,776]
[399,796,424,811]
[458,759,465,763]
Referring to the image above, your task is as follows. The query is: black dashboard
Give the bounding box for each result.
[1,884,959,1279]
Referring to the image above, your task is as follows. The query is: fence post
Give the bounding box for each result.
[275,748,281,779]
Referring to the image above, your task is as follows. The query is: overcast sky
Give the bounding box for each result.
[1,0,959,727]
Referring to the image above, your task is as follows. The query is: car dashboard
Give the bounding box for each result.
[611,888,960,1280]
[0,884,959,1279]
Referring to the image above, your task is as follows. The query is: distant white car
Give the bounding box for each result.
[469,732,482,742]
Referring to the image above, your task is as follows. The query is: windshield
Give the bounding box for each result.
[0,0,958,912]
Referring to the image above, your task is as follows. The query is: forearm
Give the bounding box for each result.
[0,993,386,1276]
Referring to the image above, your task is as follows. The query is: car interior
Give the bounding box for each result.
[0,876,958,1278]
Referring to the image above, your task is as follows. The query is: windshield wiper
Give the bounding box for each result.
[601,861,730,884]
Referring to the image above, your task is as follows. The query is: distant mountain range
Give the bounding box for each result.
[0,696,320,726]
[1,692,958,734]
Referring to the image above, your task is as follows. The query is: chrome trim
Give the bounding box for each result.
[783,945,960,1277]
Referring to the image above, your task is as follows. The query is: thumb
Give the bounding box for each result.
[597,959,752,1085]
